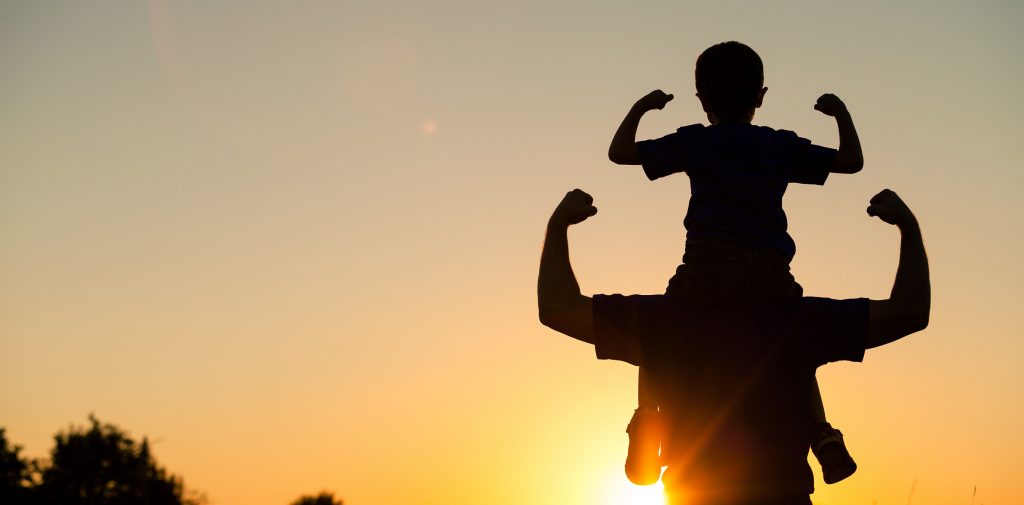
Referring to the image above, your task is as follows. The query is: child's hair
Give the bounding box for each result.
[695,42,764,122]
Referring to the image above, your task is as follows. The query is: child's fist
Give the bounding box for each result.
[814,93,848,117]
[636,90,674,112]
[867,189,915,227]
[550,189,598,227]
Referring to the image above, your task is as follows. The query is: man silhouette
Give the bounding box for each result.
[537,188,930,505]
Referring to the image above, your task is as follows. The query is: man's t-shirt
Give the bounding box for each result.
[592,294,868,505]
[636,124,837,261]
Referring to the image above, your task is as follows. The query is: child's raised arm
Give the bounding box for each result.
[608,90,673,165]
[815,93,864,174]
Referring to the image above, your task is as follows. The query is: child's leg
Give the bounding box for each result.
[809,376,857,484]
[625,366,662,485]
[638,364,658,408]
[808,376,827,425]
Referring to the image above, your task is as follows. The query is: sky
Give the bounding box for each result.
[1,1,1023,504]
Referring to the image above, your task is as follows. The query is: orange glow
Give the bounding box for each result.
[607,478,666,505]
[3,2,1023,505]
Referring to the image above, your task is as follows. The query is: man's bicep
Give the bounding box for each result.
[866,299,917,349]
[541,294,595,345]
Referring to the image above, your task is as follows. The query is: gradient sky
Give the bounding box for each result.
[2,1,1022,504]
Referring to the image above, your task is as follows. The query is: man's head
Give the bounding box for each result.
[695,41,767,124]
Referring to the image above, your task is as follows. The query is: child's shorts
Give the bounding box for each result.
[664,237,803,303]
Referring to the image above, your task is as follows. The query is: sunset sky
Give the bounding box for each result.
[2,1,1023,504]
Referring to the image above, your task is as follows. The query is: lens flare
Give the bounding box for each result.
[421,119,438,136]
[607,477,666,505]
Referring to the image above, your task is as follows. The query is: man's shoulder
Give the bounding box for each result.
[595,293,792,340]
[594,293,868,332]
[796,296,869,314]
[591,293,677,366]
[792,296,871,363]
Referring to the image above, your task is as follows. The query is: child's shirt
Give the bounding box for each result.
[637,123,836,261]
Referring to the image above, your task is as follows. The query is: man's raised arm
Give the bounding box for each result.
[537,189,598,344]
[866,189,931,349]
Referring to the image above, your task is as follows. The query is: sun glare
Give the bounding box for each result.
[607,478,666,505]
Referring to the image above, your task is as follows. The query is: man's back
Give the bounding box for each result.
[652,302,814,503]
[593,294,868,504]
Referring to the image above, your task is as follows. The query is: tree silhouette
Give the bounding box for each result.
[32,414,198,505]
[289,491,343,505]
[4,417,340,505]
[0,428,34,504]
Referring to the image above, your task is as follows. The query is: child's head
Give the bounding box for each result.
[695,42,767,124]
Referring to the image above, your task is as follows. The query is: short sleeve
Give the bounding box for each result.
[794,297,870,365]
[777,130,836,185]
[592,294,645,366]
[636,124,704,181]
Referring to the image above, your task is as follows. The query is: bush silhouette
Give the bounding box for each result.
[4,416,344,505]
[26,415,199,505]
[289,491,343,505]
[0,428,34,504]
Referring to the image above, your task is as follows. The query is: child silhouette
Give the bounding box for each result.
[607,41,864,486]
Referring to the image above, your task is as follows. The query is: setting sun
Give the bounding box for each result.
[606,477,666,505]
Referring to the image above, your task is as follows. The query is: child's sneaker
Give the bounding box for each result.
[811,423,857,484]
[624,407,663,485]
